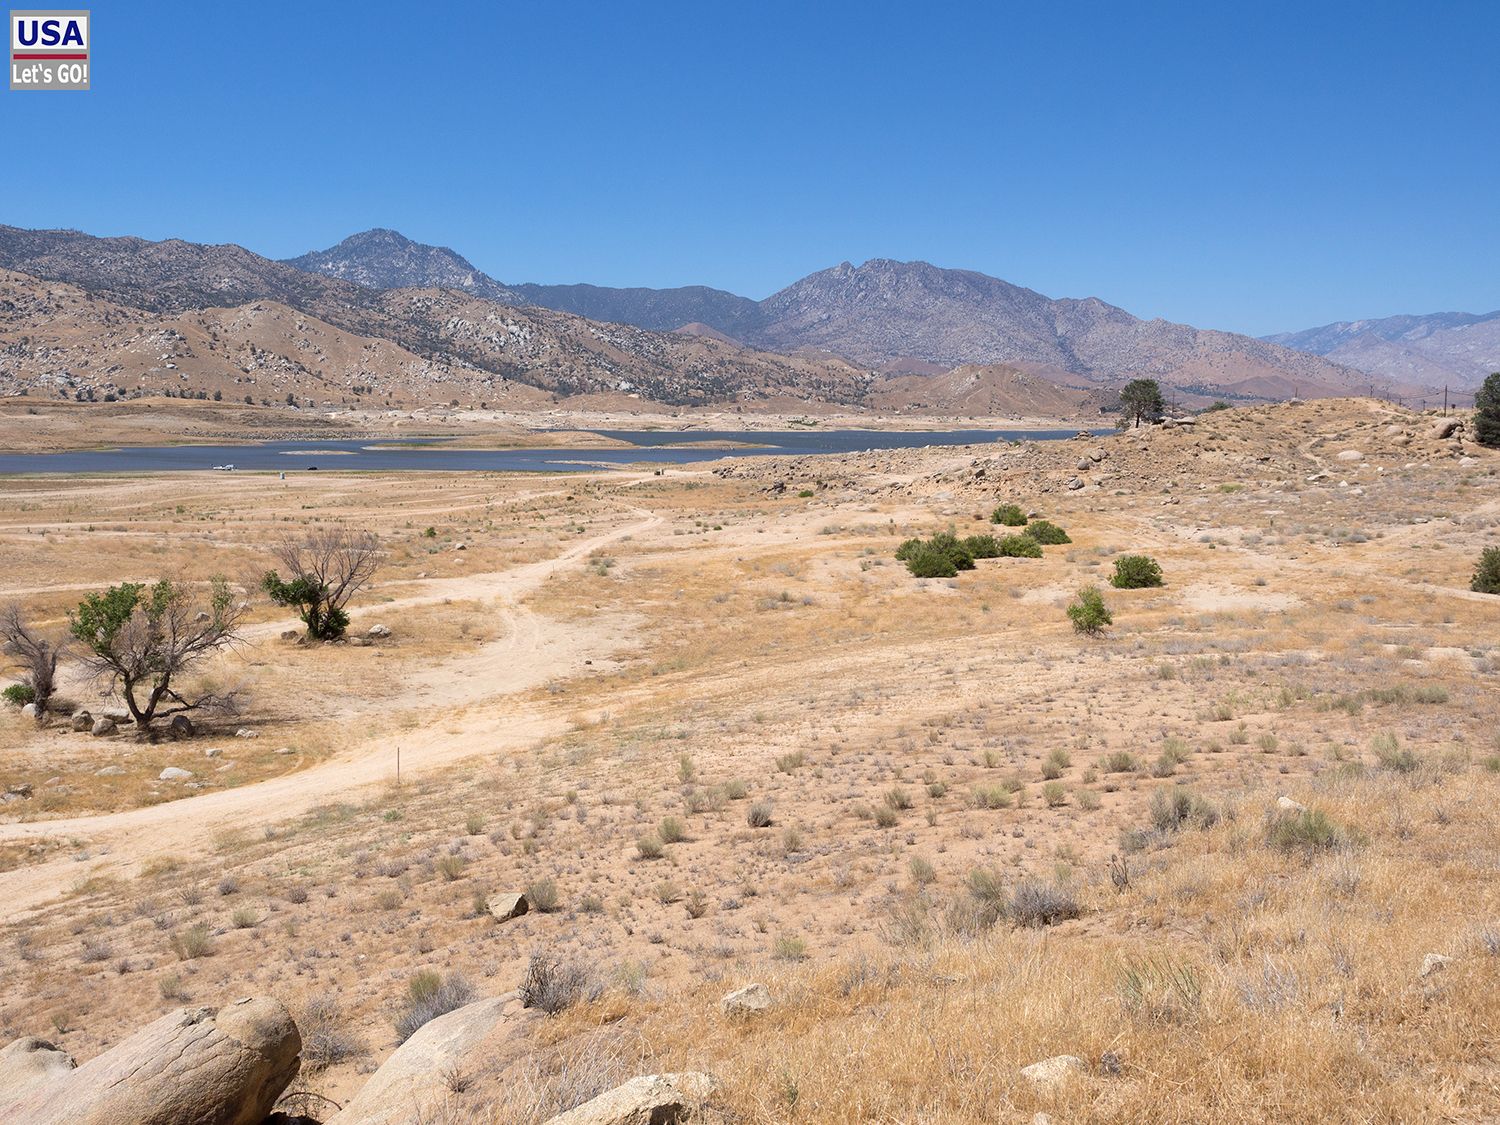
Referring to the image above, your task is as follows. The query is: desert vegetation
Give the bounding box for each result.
[0,397,1496,1123]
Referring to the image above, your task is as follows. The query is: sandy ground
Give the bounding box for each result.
[0,397,1496,1121]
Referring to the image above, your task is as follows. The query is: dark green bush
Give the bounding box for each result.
[2,683,35,708]
[1110,554,1164,589]
[905,544,958,578]
[1067,585,1112,635]
[997,535,1043,559]
[1025,520,1071,545]
[991,504,1028,527]
[962,535,1001,559]
[1474,547,1500,595]
[899,531,975,576]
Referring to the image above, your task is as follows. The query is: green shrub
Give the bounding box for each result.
[1474,547,1500,595]
[1067,585,1113,635]
[997,535,1043,559]
[1148,787,1220,832]
[526,877,561,912]
[1110,555,1164,589]
[1266,808,1345,851]
[658,816,688,843]
[962,534,1001,559]
[1370,732,1418,773]
[2,683,35,708]
[1025,520,1071,545]
[1042,781,1067,807]
[1101,750,1139,773]
[899,531,976,577]
[904,546,957,578]
[991,504,1028,527]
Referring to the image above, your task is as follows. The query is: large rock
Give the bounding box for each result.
[1335,449,1364,463]
[70,709,92,733]
[19,702,38,721]
[720,983,772,1016]
[544,1072,719,1125]
[329,995,519,1125]
[486,892,528,923]
[159,766,194,782]
[0,1037,75,1103]
[0,997,301,1125]
[169,714,195,739]
[91,717,117,737]
[1433,418,1463,440]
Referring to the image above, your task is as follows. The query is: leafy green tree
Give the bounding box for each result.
[1476,372,1500,448]
[1474,547,1500,595]
[1117,379,1166,428]
[70,578,243,729]
[262,527,382,640]
[1067,586,1112,636]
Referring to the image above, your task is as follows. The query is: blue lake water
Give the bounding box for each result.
[0,428,1108,475]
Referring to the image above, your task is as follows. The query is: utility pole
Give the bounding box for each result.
[1444,386,1449,415]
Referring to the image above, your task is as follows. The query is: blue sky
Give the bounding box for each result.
[2,1,1497,336]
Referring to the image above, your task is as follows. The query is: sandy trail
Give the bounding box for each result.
[0,507,663,921]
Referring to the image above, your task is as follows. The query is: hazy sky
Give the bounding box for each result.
[3,1,1497,335]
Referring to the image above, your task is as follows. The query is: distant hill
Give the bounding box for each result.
[1266,311,1500,393]
[283,229,522,304]
[0,229,872,407]
[284,234,1384,400]
[0,223,1434,410]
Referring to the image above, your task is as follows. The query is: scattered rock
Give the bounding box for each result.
[1020,1055,1086,1089]
[235,728,258,739]
[453,542,467,551]
[159,767,194,782]
[1335,449,1364,462]
[348,636,372,648]
[70,710,92,733]
[5,783,32,799]
[0,1037,76,1104]
[1432,418,1463,440]
[275,747,295,756]
[486,892,528,923]
[169,714,195,739]
[95,766,126,777]
[204,746,222,759]
[1066,476,1084,491]
[90,717,116,737]
[19,703,38,721]
[720,983,772,1016]
[543,1072,719,1125]
[0,997,301,1125]
[1276,795,1305,812]
[279,629,301,641]
[368,623,391,638]
[1076,457,1092,471]
[1419,952,1452,979]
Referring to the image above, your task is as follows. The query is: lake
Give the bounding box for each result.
[0,428,1108,474]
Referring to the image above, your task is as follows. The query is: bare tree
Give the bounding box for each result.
[262,527,382,640]
[1,604,65,720]
[69,577,245,730]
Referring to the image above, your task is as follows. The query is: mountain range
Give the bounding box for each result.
[1264,311,1500,395]
[0,222,1474,412]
